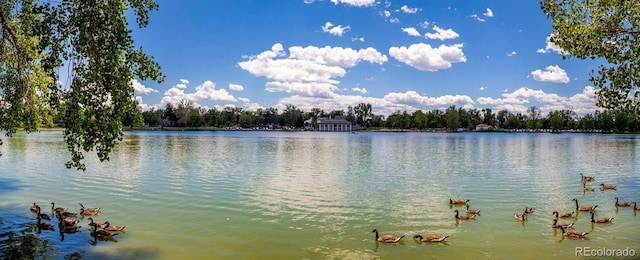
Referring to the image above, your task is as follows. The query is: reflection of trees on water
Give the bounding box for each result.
[1,212,156,259]
[0,217,71,259]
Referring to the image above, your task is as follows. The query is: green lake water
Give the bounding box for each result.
[0,131,639,259]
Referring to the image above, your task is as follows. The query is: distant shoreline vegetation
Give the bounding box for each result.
[43,125,616,134]
[119,127,632,134]
[30,126,635,134]
[126,102,636,134]
[37,102,636,134]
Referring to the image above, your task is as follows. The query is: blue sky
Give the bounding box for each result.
[128,0,603,116]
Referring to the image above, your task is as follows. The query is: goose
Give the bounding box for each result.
[633,202,640,211]
[583,183,594,192]
[79,203,101,214]
[56,212,79,227]
[449,198,469,205]
[372,229,404,243]
[615,197,632,207]
[525,207,535,214]
[103,221,126,232]
[559,226,589,238]
[599,183,616,190]
[88,217,107,229]
[50,202,67,213]
[413,234,449,242]
[552,219,574,229]
[91,229,118,239]
[552,210,575,218]
[36,217,55,231]
[58,223,82,233]
[465,204,480,214]
[513,212,526,221]
[30,203,39,212]
[580,173,594,182]
[80,208,99,216]
[590,212,613,223]
[35,205,50,220]
[454,209,476,220]
[572,198,597,211]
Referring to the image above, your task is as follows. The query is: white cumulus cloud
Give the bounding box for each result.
[228,83,244,91]
[400,5,420,14]
[418,20,430,28]
[401,27,421,37]
[176,79,189,89]
[159,80,238,108]
[131,79,157,95]
[537,33,567,54]
[384,90,475,107]
[477,86,597,116]
[265,81,337,98]
[507,51,517,57]
[330,0,375,7]
[531,65,570,83]
[322,22,350,37]
[135,96,152,111]
[471,14,485,22]
[352,87,367,94]
[239,43,387,99]
[389,43,466,71]
[483,8,494,17]
[424,25,459,41]
[288,45,388,67]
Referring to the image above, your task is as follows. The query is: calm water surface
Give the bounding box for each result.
[1,131,639,259]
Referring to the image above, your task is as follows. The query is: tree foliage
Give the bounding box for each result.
[550,114,565,132]
[0,0,164,170]
[0,0,53,142]
[445,106,459,131]
[614,110,630,132]
[541,0,640,114]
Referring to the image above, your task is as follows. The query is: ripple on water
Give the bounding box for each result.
[2,131,640,259]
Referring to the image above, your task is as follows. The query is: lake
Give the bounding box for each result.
[1,131,639,259]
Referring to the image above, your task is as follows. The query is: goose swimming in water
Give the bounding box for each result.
[580,173,594,182]
[615,197,631,207]
[599,183,616,190]
[552,210,575,218]
[413,234,449,242]
[552,219,574,229]
[103,221,126,232]
[572,198,597,211]
[372,229,404,243]
[590,212,613,223]
[79,203,101,215]
[454,209,476,220]
[560,226,589,238]
[449,198,469,205]
[513,211,526,221]
[465,204,480,214]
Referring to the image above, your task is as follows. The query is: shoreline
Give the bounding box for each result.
[7,126,634,134]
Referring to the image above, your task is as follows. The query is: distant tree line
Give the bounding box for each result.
[125,100,638,133]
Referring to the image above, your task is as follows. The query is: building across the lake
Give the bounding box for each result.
[318,116,353,132]
[475,123,493,131]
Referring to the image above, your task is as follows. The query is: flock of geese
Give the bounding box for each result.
[373,173,639,243]
[30,202,126,243]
